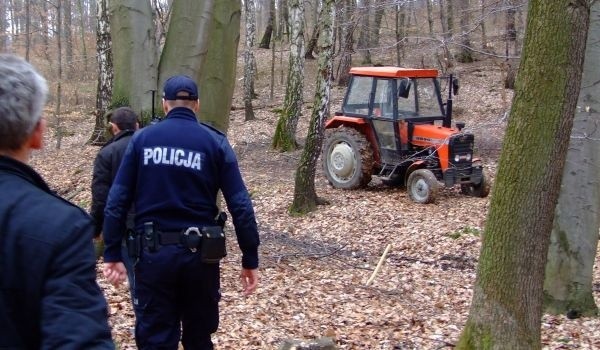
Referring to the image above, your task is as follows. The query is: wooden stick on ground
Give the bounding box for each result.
[365,244,392,286]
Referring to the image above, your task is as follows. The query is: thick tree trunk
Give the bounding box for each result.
[272,0,304,151]
[110,0,157,119]
[396,3,406,66]
[244,0,257,121]
[544,1,600,318]
[456,1,590,349]
[158,0,214,109]
[89,0,112,145]
[290,0,334,214]
[198,0,241,133]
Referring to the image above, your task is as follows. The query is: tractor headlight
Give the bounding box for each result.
[454,154,460,163]
[466,153,472,161]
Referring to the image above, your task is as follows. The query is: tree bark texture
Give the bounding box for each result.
[259,0,274,48]
[198,0,240,133]
[544,1,600,318]
[244,0,257,121]
[64,0,73,79]
[456,0,473,63]
[456,1,590,349]
[272,0,304,151]
[336,0,355,86]
[110,0,157,118]
[158,0,214,105]
[290,0,334,214]
[89,0,112,145]
[356,0,371,64]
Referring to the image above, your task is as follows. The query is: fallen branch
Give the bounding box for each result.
[365,244,391,286]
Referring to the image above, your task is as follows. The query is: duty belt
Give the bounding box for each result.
[155,227,203,252]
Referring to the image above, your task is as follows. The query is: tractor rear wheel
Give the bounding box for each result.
[407,169,439,204]
[461,170,491,198]
[322,127,374,189]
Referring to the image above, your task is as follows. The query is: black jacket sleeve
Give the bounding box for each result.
[90,151,111,237]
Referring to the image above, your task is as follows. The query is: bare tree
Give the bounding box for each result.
[290,0,334,214]
[336,0,355,86]
[89,0,112,145]
[64,0,73,78]
[356,0,371,64]
[258,0,274,48]
[456,0,474,63]
[272,0,304,151]
[244,0,257,121]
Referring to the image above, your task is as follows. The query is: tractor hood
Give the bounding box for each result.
[411,124,461,147]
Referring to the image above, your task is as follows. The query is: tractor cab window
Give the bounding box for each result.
[397,78,443,118]
[416,78,443,117]
[343,76,373,116]
[397,78,416,116]
[372,79,394,119]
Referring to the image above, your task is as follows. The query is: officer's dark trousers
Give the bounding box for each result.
[134,245,220,350]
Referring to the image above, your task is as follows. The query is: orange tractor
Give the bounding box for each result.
[321,66,489,203]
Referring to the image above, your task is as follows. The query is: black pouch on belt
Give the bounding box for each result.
[200,226,227,263]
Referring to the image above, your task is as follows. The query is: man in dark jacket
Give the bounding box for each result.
[103,75,260,350]
[91,107,139,307]
[0,54,114,348]
[91,107,139,236]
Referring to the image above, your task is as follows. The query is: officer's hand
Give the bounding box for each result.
[240,268,259,296]
[103,262,127,286]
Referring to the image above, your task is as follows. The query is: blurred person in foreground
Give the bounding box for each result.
[102,75,260,349]
[0,54,114,348]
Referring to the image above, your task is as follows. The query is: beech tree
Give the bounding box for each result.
[290,0,334,214]
[244,0,257,121]
[456,1,591,348]
[544,1,600,318]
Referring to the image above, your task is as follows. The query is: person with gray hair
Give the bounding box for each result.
[0,54,114,349]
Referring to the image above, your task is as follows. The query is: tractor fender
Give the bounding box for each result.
[405,161,427,186]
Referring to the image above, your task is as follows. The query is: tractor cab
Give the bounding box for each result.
[322,67,489,203]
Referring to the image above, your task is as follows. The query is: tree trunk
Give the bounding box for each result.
[304,0,319,59]
[41,0,51,63]
[456,0,473,63]
[447,0,455,41]
[439,0,449,39]
[244,0,257,121]
[110,0,157,119]
[396,3,406,66]
[258,0,274,48]
[278,0,289,41]
[336,0,355,86]
[456,1,590,349]
[89,0,112,145]
[426,0,434,37]
[198,0,241,133]
[480,0,487,50]
[356,0,371,64]
[77,0,89,73]
[272,0,304,151]
[25,0,30,61]
[504,0,518,89]
[543,1,600,318]
[54,0,64,150]
[158,0,214,111]
[64,0,73,79]
[290,0,334,214]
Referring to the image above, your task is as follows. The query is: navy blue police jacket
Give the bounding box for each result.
[0,155,114,349]
[103,107,259,268]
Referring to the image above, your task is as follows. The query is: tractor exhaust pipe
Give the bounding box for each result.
[443,74,454,128]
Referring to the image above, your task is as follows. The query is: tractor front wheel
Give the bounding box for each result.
[461,170,491,198]
[322,127,374,189]
[407,169,439,204]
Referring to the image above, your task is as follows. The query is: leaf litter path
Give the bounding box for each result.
[31,90,600,350]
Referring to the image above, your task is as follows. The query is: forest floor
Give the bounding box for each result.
[29,48,600,349]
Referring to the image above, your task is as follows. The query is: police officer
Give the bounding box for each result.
[91,107,139,307]
[103,75,260,350]
[0,54,114,348]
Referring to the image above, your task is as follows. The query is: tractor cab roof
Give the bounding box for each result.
[349,67,439,79]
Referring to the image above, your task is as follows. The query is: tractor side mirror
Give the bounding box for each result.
[398,79,411,99]
[452,78,460,95]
